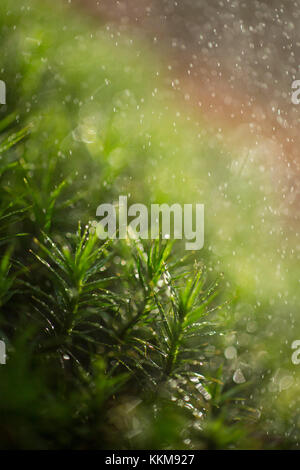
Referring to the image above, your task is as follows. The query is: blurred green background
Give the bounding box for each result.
[0,0,299,449]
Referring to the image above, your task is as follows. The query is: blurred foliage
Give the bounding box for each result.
[0,0,299,449]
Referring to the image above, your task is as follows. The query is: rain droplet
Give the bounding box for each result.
[233,369,246,384]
